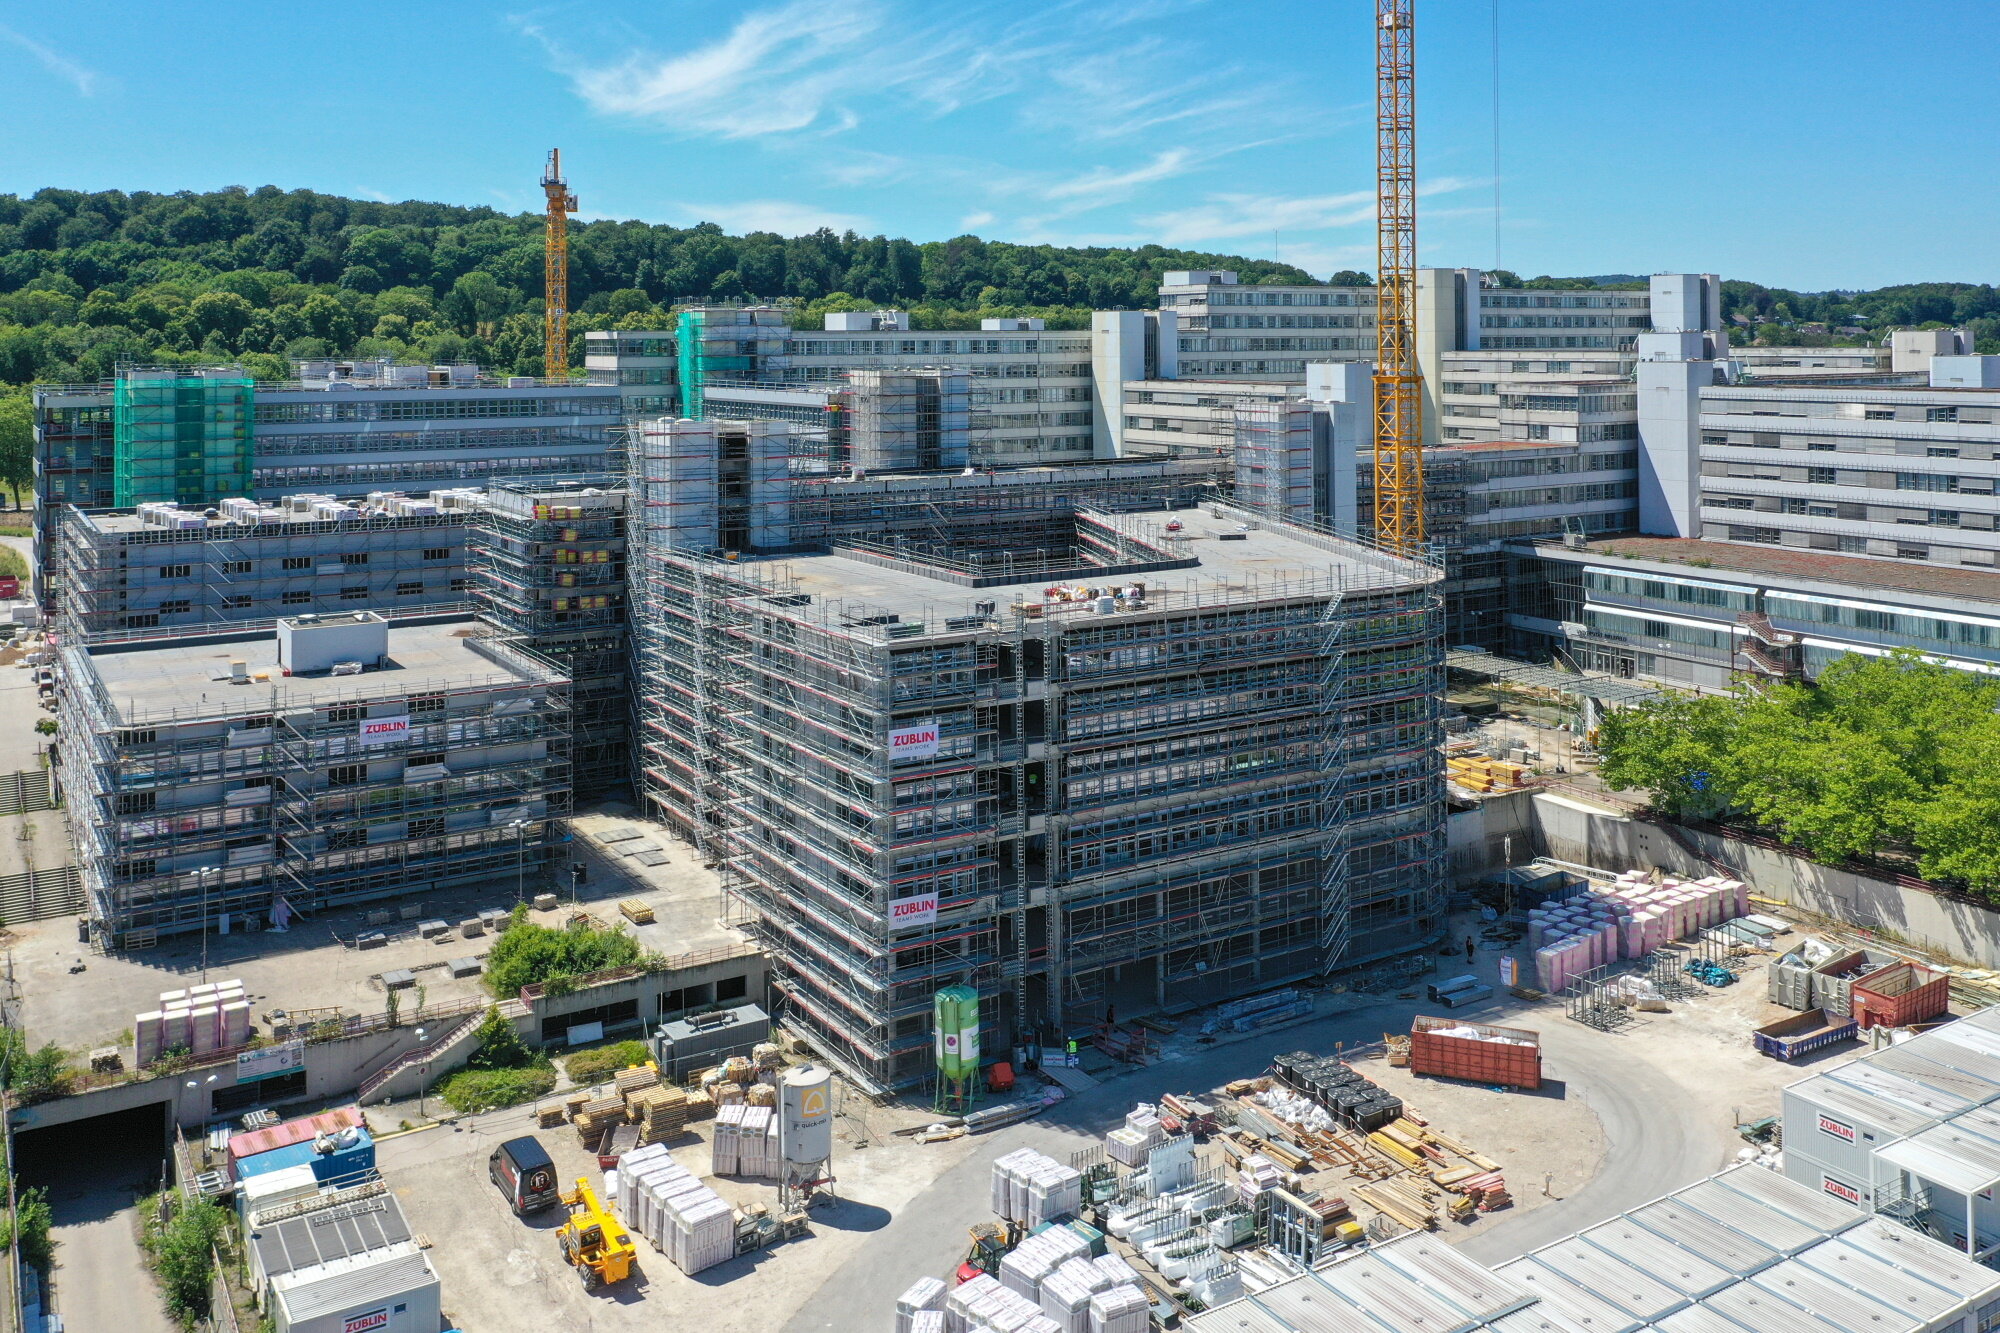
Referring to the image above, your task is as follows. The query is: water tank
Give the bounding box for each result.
[934,985,980,1082]
[778,1064,834,1164]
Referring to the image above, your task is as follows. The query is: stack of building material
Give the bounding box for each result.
[990,1148,1084,1224]
[897,1277,949,1333]
[999,1226,1092,1301]
[709,1080,745,1108]
[1086,1286,1150,1333]
[1445,754,1532,792]
[1040,1259,1113,1333]
[1233,1153,1286,1203]
[746,1082,777,1107]
[572,1095,626,1146]
[683,1089,715,1121]
[913,1313,946,1333]
[1529,872,1750,992]
[1459,1172,1511,1210]
[948,1274,1047,1333]
[738,1106,775,1178]
[1093,1255,1140,1290]
[617,1143,734,1275]
[535,1102,567,1128]
[753,1041,787,1071]
[629,1086,688,1145]
[711,1104,744,1176]
[614,1063,660,1098]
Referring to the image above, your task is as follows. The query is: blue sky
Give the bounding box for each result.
[2,0,1996,291]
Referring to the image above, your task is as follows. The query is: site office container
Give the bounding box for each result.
[1408,1014,1542,1090]
[1851,963,1950,1030]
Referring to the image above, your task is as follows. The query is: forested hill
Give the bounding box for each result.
[0,185,1322,386]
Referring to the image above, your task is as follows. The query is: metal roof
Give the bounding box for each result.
[1371,1236,1534,1321]
[1700,1163,1869,1235]
[1696,1277,1854,1333]
[1574,1217,1734,1299]
[1484,1311,1593,1333]
[1645,1305,1766,1333]
[1667,1178,1839,1255]
[1622,1198,1781,1276]
[1875,1111,2000,1197]
[1315,1249,1511,1332]
[270,1244,435,1323]
[1487,1257,1642,1332]
[1858,1216,2000,1293]
[1898,1028,2000,1089]
[1795,1234,1975,1325]
[1247,1274,1398,1333]
[1525,1237,1686,1319]
[1867,1048,2000,1107]
[249,1191,411,1282]
[1741,1256,1910,1332]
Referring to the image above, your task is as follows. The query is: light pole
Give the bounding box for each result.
[414,1026,428,1117]
[195,866,219,983]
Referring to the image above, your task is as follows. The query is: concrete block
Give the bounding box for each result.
[448,957,482,979]
[357,931,388,950]
[418,919,450,939]
[381,969,416,990]
[459,919,484,938]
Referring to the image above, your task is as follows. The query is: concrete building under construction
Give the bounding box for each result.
[629,417,1448,1092]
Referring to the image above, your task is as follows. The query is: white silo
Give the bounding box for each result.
[779,1064,835,1165]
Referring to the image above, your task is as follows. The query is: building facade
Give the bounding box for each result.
[33,360,621,602]
[59,612,564,947]
[628,425,1447,1092]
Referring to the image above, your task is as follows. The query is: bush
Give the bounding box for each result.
[141,1193,227,1326]
[483,906,644,998]
[436,1066,556,1114]
[2,1039,73,1105]
[5,1186,50,1271]
[465,1007,542,1073]
[562,1040,651,1085]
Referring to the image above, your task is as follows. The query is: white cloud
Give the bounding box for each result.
[818,151,913,188]
[682,200,874,236]
[959,211,997,231]
[1044,150,1195,204]
[0,24,99,96]
[1139,178,1488,247]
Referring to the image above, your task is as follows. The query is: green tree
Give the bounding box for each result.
[0,391,31,506]
[143,1194,226,1324]
[483,907,643,998]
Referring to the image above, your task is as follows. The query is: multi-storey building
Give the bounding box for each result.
[1639,350,2000,569]
[1433,352,1638,446]
[59,610,564,948]
[629,416,1446,1092]
[1513,534,2000,690]
[53,492,472,646]
[466,481,631,802]
[583,330,678,417]
[33,360,621,603]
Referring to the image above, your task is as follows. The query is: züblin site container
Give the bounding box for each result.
[1408,1015,1542,1089]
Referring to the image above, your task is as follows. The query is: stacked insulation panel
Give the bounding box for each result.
[947,1274,1047,1333]
[990,1148,1084,1224]
[1105,1106,1165,1168]
[897,1277,948,1333]
[616,1142,736,1275]
[1528,873,1749,992]
[998,1226,1091,1301]
[711,1104,744,1176]
[138,979,247,1064]
[1040,1258,1114,1333]
[1087,1285,1150,1333]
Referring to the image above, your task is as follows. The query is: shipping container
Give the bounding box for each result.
[1408,1015,1542,1089]
[1851,963,1950,1030]
[1754,1009,1859,1061]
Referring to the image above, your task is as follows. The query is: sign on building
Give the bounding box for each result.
[236,1040,305,1083]
[1816,1113,1856,1143]
[1822,1175,1862,1205]
[343,1309,391,1333]
[359,715,410,746]
[888,721,940,760]
[889,891,939,931]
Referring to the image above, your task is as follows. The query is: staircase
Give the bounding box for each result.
[357,1011,483,1104]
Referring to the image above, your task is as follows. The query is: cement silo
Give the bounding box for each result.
[934,985,981,1114]
[779,1064,834,1165]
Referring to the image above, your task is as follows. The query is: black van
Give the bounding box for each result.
[489,1136,560,1216]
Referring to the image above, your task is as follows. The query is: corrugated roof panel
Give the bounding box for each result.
[1248,1274,1395,1333]
[1372,1235,1535,1321]
[1954,1006,2000,1039]
[1490,1257,1643,1333]
[271,1246,435,1323]
[1575,1218,1733,1299]
[1195,1297,1304,1333]
[1313,1253,1483,1333]
[1868,1048,1998,1106]
[1875,1123,2000,1196]
[1519,1238,1683,1320]
[1745,1257,1910,1332]
[1642,1305,1762,1333]
[229,1106,364,1161]
[1705,1164,1868,1235]
[1853,1217,2000,1301]
[1483,1308,1594,1333]
[1669,1179,1834,1255]
[1788,1077,1937,1140]
[1924,1021,2000,1066]
[1898,1028,2000,1089]
[249,1192,410,1281]
[1829,1061,1975,1122]
[1794,1237,1966,1322]
[1698,1280,1860,1333]
[1624,1198,1780,1275]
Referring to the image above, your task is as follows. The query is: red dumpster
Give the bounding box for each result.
[1851,962,1949,1029]
[1409,1015,1542,1089]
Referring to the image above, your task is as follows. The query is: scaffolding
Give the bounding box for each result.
[466,480,630,802]
[111,367,254,507]
[52,501,471,646]
[628,446,1448,1092]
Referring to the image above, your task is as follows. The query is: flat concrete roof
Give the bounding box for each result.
[1532,536,2000,606]
[751,505,1438,638]
[82,619,554,723]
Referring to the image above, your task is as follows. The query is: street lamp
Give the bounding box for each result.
[414,1027,429,1117]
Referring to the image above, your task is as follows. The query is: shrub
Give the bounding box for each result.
[436,1066,556,1114]
[465,1007,543,1073]
[141,1193,226,1325]
[6,1186,50,1271]
[483,907,644,998]
[562,1040,651,1085]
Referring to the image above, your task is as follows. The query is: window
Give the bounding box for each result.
[159,564,191,579]
[409,816,444,839]
[116,792,156,815]
[340,586,369,600]
[1526,424,1550,441]
[1927,406,1959,423]
[407,752,445,767]
[223,560,252,575]
[329,705,360,723]
[1837,536,1868,552]
[328,763,367,787]
[423,547,450,561]
[119,728,157,746]
[1808,505,1837,517]
[1928,446,1961,458]
[158,599,192,615]
[225,594,253,609]
[344,553,369,566]
[123,613,160,628]
[282,556,311,571]
[450,577,474,592]
[1932,510,1962,527]
[397,581,424,596]
[1726,526,1783,543]
[1898,472,1959,492]
[1807,441,1836,451]
[1896,545,1930,559]
[1780,499,1807,515]
[1865,408,1895,420]
[408,692,445,714]
[328,828,366,850]
[1808,467,1837,484]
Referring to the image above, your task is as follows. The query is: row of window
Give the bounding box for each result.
[255,396,620,423]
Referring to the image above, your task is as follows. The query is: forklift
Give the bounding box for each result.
[556,1178,636,1289]
[957,1220,1024,1284]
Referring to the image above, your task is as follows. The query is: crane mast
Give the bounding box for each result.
[1373,0,1425,553]
[541,149,578,378]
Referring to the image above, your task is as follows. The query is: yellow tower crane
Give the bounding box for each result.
[541,149,578,379]
[1372,0,1425,554]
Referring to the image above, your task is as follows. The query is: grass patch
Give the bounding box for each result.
[562,1039,651,1085]
[436,1066,557,1113]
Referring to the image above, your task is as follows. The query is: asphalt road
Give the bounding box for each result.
[782,996,1737,1333]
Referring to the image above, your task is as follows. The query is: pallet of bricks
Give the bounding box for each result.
[616,1142,735,1275]
[920,1257,1150,1333]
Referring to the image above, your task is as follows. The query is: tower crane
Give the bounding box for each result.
[1373,0,1425,554]
[541,149,578,379]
